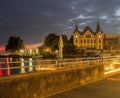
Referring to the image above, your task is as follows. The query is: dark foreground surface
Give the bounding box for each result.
[48,74,120,98]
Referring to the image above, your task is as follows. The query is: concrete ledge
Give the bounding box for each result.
[0,64,104,98]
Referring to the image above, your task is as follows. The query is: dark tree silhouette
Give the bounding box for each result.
[69,35,73,44]
[5,36,25,53]
[44,33,58,47]
[44,33,77,55]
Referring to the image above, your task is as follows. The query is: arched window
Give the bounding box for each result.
[76,40,78,43]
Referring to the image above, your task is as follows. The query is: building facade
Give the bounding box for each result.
[104,34,120,50]
[73,20,103,50]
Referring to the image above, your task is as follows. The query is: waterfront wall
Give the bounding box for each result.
[0,65,104,98]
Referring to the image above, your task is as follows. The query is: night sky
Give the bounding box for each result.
[0,0,120,49]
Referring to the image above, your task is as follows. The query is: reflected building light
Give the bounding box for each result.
[6,58,10,75]
[20,58,25,73]
[0,58,3,76]
[29,58,33,72]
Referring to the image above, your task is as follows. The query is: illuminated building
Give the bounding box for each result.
[73,20,103,50]
[104,34,120,50]
[38,45,51,55]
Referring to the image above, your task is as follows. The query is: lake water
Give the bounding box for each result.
[0,57,36,76]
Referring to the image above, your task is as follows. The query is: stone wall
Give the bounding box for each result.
[0,65,104,98]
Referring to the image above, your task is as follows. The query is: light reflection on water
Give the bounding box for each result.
[0,57,35,76]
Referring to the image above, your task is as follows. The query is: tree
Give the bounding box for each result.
[62,35,68,44]
[44,33,59,51]
[69,35,73,44]
[5,36,25,53]
[44,33,77,55]
[44,33,58,47]
[63,43,78,55]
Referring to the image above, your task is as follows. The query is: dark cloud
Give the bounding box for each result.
[0,0,120,46]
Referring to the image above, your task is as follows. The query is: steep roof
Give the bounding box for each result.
[73,24,81,33]
[82,26,95,35]
[96,19,102,32]
[73,20,103,35]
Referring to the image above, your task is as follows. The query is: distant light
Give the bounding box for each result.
[20,49,24,54]
[29,49,33,55]
[36,48,39,54]
[55,50,58,53]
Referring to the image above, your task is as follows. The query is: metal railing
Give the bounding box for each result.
[0,56,120,76]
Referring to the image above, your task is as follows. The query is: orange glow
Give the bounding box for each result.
[25,43,43,50]
[0,46,5,51]
[0,43,43,52]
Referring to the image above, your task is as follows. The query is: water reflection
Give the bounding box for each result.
[0,62,2,76]
[6,57,10,75]
[29,58,33,72]
[0,57,35,76]
[20,58,25,73]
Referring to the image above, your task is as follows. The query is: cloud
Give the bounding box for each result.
[0,0,120,46]
[66,26,73,30]
[100,15,108,19]
[79,20,91,26]
[76,15,94,20]
[70,6,76,10]
[115,7,120,16]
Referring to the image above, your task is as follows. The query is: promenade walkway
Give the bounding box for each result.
[48,74,120,98]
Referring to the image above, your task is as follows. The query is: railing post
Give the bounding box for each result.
[58,59,63,68]
[87,58,89,66]
[72,59,74,67]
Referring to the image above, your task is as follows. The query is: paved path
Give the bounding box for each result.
[47,74,120,98]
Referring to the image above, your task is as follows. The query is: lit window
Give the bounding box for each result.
[98,35,101,38]
[76,40,78,43]
[99,40,101,43]
[84,40,86,43]
[81,40,82,43]
[91,40,92,43]
[87,40,89,43]
[99,45,101,49]
[94,40,96,43]
[76,35,78,38]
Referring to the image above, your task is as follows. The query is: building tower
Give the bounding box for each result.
[96,19,103,50]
